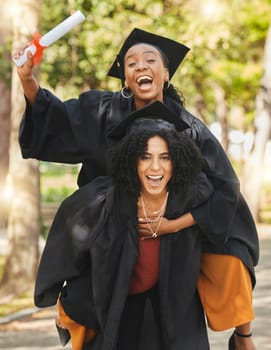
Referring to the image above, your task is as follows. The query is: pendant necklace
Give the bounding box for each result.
[140,192,169,222]
[140,192,169,237]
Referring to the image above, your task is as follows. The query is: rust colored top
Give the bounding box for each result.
[128,237,160,294]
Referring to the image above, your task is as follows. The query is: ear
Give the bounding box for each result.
[164,68,169,82]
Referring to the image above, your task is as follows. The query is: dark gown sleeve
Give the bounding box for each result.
[168,102,259,286]
[188,118,241,245]
[34,177,111,310]
[186,115,259,267]
[19,88,113,164]
[168,172,213,225]
[164,99,242,247]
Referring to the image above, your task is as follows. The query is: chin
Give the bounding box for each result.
[144,186,167,196]
[136,93,160,104]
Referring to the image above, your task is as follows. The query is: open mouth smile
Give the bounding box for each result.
[146,175,164,187]
[136,75,153,88]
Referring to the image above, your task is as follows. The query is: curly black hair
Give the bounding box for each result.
[164,83,185,106]
[108,128,202,200]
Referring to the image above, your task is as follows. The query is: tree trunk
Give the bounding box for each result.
[0,0,41,298]
[242,22,271,220]
[0,1,12,228]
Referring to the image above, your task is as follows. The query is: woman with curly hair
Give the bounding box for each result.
[35,102,215,350]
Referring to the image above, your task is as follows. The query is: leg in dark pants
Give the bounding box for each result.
[116,285,166,350]
[116,291,146,350]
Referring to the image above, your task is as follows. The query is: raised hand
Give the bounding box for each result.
[12,49,39,105]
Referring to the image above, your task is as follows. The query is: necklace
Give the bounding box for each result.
[140,192,169,222]
[140,192,169,237]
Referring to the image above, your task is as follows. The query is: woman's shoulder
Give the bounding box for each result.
[164,97,205,132]
[77,89,116,106]
[164,97,220,145]
[79,89,113,98]
[77,90,129,118]
[78,89,130,104]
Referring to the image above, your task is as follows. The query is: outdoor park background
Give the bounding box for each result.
[0,0,271,331]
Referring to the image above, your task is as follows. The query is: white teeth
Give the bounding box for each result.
[137,76,152,83]
[147,175,163,180]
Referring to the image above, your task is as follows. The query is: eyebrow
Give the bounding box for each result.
[142,151,170,156]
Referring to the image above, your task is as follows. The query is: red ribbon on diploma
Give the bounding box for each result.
[28,32,47,65]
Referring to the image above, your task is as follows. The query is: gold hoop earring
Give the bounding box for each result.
[121,87,133,99]
[163,81,170,90]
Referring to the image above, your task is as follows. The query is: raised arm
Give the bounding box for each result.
[13,50,39,105]
[13,45,114,170]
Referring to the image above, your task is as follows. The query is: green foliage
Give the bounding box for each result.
[41,186,74,203]
[175,0,271,124]
[40,163,78,202]
[39,163,78,237]
[40,162,78,176]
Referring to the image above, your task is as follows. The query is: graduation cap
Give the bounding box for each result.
[109,101,189,138]
[108,28,190,81]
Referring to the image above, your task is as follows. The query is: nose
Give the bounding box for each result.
[136,59,147,71]
[150,157,161,171]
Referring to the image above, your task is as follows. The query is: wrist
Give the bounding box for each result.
[20,74,36,83]
[172,212,196,233]
[170,219,181,233]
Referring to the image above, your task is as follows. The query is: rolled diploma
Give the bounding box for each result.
[13,10,86,67]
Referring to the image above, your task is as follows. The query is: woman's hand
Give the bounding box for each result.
[12,48,39,105]
[13,48,34,79]
[138,216,174,240]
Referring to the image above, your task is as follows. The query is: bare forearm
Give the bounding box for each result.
[13,50,39,105]
[20,75,39,105]
[166,212,196,233]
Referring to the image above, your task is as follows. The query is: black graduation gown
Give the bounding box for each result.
[34,174,214,350]
[19,88,259,283]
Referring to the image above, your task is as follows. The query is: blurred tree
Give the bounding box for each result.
[242,21,271,220]
[0,0,41,297]
[0,1,12,228]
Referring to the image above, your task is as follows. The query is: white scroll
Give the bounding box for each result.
[13,10,86,67]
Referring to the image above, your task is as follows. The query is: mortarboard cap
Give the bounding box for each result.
[109,101,189,138]
[108,28,190,81]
